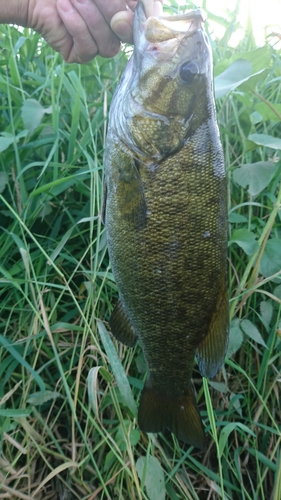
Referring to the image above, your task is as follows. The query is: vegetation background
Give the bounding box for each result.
[0,0,280,498]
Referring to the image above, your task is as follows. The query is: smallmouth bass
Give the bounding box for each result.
[103,2,228,449]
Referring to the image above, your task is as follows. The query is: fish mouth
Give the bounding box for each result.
[160,9,206,31]
[144,9,206,44]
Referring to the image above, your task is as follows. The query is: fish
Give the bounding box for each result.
[102,1,229,449]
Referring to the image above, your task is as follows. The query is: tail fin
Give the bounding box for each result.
[138,385,206,449]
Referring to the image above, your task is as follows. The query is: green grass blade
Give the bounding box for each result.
[97,320,137,417]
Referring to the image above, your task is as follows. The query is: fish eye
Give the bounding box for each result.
[179,61,199,84]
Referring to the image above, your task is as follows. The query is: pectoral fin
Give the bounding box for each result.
[196,290,229,379]
[109,298,138,347]
[116,155,147,231]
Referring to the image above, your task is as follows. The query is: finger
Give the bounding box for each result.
[92,0,131,23]
[111,11,135,44]
[111,0,163,43]
[57,0,99,62]
[141,0,163,18]
[126,1,138,11]
[153,0,163,17]
[70,0,121,58]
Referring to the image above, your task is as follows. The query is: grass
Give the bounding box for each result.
[0,1,281,499]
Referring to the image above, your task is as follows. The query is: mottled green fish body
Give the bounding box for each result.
[103,2,228,449]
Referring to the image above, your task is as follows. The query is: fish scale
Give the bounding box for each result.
[103,2,229,449]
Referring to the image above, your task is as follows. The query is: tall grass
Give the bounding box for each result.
[0,2,280,499]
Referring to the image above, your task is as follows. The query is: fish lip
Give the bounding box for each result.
[186,14,205,34]
[159,8,206,27]
[143,8,206,45]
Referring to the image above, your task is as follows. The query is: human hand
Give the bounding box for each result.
[24,0,163,64]
[111,0,163,43]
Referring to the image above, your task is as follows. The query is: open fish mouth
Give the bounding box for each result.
[144,9,206,44]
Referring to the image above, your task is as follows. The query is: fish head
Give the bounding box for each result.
[118,2,214,158]
[133,3,212,110]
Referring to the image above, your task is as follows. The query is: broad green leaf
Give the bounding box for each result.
[218,422,255,458]
[250,111,263,125]
[0,171,8,193]
[97,320,137,416]
[21,98,52,135]
[229,228,258,256]
[208,381,228,393]
[238,46,271,73]
[235,91,254,109]
[233,161,278,196]
[0,130,30,153]
[239,68,269,92]
[248,134,281,150]
[260,301,273,326]
[259,239,281,278]
[274,285,281,300]
[16,130,29,140]
[136,456,165,500]
[214,59,252,99]
[228,212,248,223]
[226,319,243,358]
[229,393,243,417]
[215,53,269,98]
[214,46,271,76]
[240,319,267,349]
[255,102,281,122]
[115,420,140,450]
[0,134,14,152]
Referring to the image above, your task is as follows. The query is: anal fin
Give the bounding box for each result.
[138,384,206,449]
[109,298,138,347]
[197,290,229,379]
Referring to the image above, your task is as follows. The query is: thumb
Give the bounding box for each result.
[111,0,163,43]
[111,10,134,44]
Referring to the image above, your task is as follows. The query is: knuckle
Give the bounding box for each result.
[98,39,121,58]
[64,46,99,63]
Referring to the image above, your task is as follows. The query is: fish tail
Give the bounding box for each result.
[138,385,206,449]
